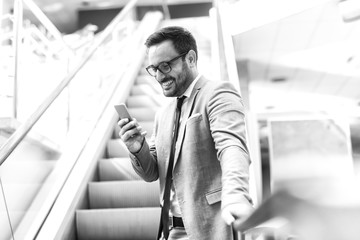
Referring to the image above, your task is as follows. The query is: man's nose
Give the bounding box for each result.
[155,69,165,79]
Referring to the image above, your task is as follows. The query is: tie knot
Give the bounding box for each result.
[176,96,186,110]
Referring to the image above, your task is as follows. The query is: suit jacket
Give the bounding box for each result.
[130,77,252,240]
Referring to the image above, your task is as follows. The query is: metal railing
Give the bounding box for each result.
[0,0,138,166]
[11,0,74,119]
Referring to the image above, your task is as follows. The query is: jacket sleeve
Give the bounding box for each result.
[129,130,159,182]
[207,81,253,208]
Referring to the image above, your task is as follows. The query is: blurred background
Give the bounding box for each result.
[1,0,360,239]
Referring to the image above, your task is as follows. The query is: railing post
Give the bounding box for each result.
[161,0,171,19]
[12,0,23,119]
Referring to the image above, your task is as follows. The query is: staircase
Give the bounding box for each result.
[75,58,165,240]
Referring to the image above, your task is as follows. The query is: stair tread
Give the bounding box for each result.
[126,95,160,108]
[106,139,129,158]
[131,84,162,96]
[76,207,160,240]
[128,108,158,121]
[88,180,159,209]
[98,158,141,181]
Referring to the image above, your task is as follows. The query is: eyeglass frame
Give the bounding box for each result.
[145,52,188,77]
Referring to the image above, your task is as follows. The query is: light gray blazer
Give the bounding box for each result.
[130,77,252,240]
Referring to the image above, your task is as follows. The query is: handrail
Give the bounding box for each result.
[232,190,294,233]
[0,0,139,166]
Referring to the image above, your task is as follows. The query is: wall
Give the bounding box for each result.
[78,2,213,32]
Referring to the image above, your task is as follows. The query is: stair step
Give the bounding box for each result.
[126,95,160,108]
[107,129,152,158]
[135,75,160,90]
[98,158,141,181]
[135,75,152,83]
[131,84,161,96]
[106,139,129,158]
[76,207,160,240]
[128,107,157,121]
[135,77,167,101]
[88,180,159,209]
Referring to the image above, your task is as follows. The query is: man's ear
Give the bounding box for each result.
[187,50,197,66]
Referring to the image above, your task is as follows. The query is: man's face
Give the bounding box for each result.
[147,40,192,97]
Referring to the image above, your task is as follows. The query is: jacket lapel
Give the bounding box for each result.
[173,77,207,167]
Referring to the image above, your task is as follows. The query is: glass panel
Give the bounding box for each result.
[268,117,353,193]
[0,178,14,240]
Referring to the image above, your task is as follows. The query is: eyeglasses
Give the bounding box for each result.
[146,52,188,77]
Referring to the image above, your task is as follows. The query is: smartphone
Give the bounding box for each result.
[114,104,147,137]
[114,104,132,121]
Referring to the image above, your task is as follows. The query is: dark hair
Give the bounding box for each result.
[144,26,198,61]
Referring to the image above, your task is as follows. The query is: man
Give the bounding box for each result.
[118,26,253,240]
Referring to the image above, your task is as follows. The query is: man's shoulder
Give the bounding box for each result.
[198,78,239,96]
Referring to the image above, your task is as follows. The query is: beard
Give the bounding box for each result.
[161,62,193,97]
[174,62,193,96]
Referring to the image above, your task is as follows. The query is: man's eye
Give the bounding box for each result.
[159,63,170,71]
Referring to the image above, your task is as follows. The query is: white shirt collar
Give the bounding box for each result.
[181,73,201,99]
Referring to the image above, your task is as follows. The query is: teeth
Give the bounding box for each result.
[162,80,172,87]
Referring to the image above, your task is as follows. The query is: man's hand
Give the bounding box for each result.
[118,118,147,153]
[221,202,254,225]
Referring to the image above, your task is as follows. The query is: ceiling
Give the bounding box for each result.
[221,0,360,115]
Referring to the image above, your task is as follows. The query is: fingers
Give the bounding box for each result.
[117,118,147,153]
[118,118,145,140]
[221,208,236,225]
[117,118,131,129]
[221,203,254,226]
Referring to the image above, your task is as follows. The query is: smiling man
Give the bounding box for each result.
[118,26,253,240]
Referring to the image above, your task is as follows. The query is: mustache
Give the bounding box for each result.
[161,77,175,82]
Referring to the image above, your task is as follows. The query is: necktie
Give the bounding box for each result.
[158,96,186,240]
